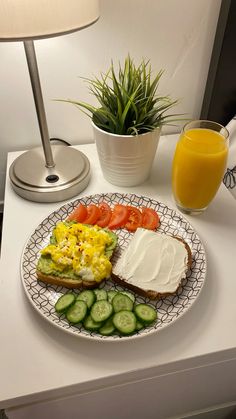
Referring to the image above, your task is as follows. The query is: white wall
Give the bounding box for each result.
[0,0,222,202]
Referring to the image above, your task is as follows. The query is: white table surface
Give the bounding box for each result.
[1,134,236,410]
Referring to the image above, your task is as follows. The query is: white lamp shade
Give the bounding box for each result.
[0,0,100,41]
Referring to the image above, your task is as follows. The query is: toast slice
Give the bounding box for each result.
[36,221,118,290]
[111,229,192,300]
[36,270,98,289]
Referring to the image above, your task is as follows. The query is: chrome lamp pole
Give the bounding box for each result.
[24,40,55,169]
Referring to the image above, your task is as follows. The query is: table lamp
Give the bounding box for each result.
[0,0,99,203]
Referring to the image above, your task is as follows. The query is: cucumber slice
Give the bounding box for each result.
[90,300,113,323]
[113,310,136,335]
[107,290,118,303]
[94,289,107,301]
[55,293,75,313]
[135,320,144,331]
[83,315,103,331]
[99,317,116,336]
[134,304,157,324]
[66,300,87,324]
[121,291,135,303]
[76,290,95,309]
[112,293,134,313]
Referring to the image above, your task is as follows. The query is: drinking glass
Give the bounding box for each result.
[172,120,229,214]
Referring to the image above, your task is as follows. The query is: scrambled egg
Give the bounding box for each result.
[40,222,113,282]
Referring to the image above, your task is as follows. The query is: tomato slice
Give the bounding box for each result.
[83,204,101,225]
[108,204,129,229]
[96,202,112,228]
[67,203,87,222]
[125,206,142,232]
[141,207,160,230]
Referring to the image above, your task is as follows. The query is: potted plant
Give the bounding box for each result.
[60,55,180,186]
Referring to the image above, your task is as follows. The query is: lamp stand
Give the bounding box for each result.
[9,40,90,203]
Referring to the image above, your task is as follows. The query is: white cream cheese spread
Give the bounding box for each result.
[113,228,189,294]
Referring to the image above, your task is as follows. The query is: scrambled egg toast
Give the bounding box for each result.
[36,221,118,289]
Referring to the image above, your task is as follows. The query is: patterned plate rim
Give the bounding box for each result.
[21,192,207,342]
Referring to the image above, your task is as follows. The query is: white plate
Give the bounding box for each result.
[21,193,206,342]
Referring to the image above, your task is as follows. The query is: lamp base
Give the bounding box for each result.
[9,145,90,203]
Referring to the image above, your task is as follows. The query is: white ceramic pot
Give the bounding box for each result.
[92,122,161,187]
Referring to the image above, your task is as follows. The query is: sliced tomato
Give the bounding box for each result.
[96,202,112,228]
[83,204,101,225]
[125,206,142,232]
[67,203,87,222]
[108,204,129,230]
[141,207,160,230]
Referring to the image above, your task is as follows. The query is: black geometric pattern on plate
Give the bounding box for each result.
[21,193,207,342]
[223,165,236,190]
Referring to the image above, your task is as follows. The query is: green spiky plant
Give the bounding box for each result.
[60,55,180,136]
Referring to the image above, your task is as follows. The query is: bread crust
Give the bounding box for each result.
[36,270,100,289]
[111,236,192,300]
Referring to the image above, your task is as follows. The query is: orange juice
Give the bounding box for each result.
[172,128,228,211]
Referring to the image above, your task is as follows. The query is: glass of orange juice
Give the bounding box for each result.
[172,120,229,214]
